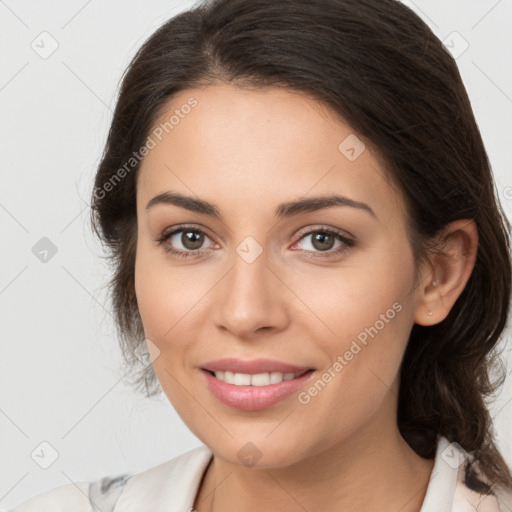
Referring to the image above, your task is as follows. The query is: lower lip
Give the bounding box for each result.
[201,369,315,411]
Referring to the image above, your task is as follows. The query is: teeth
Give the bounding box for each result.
[212,370,304,386]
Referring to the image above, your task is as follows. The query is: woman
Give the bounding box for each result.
[11,0,512,510]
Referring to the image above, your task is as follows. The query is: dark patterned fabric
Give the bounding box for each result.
[88,474,131,512]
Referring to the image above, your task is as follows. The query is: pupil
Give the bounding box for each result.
[183,231,204,250]
[313,232,334,251]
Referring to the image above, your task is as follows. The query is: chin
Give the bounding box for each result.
[203,434,308,469]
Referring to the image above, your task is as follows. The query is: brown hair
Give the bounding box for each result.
[90,0,512,492]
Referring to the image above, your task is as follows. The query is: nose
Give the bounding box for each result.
[212,244,290,340]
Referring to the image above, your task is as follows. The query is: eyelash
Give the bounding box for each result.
[155,224,355,260]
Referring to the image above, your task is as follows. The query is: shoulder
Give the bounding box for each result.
[452,465,512,512]
[421,437,512,512]
[8,445,212,512]
[450,443,512,512]
[8,474,131,512]
[113,444,213,509]
[8,481,94,512]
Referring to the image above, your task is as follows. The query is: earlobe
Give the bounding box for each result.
[413,219,478,327]
[425,280,439,317]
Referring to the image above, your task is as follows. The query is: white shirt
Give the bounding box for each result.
[9,436,512,511]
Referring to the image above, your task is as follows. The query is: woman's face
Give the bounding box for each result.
[134,84,426,467]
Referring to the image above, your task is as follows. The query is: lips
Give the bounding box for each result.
[201,357,313,374]
[199,358,316,411]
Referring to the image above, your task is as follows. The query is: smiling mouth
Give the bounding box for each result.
[203,369,314,386]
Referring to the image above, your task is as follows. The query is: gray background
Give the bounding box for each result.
[1,0,511,509]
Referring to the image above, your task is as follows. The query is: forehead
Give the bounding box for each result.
[136,84,404,222]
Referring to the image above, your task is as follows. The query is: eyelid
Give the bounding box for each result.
[292,224,355,242]
[156,223,214,242]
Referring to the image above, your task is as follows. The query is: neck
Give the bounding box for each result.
[194,400,435,512]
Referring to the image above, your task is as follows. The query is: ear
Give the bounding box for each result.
[413,219,478,326]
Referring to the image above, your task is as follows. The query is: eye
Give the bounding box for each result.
[291,227,355,259]
[155,225,216,259]
[155,224,355,260]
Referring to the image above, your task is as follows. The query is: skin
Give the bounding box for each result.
[134,84,478,512]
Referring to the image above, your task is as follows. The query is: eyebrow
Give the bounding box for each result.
[145,191,376,219]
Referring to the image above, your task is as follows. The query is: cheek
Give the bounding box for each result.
[294,246,415,405]
[297,302,412,449]
[134,246,165,335]
[288,246,414,349]
[134,249,195,406]
[133,242,188,355]
[134,242,211,357]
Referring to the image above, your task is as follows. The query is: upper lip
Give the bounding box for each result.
[201,358,313,375]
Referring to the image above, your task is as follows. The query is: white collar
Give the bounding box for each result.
[113,436,508,511]
[419,436,460,512]
[114,444,213,511]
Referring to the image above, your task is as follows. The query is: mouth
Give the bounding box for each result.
[200,357,314,375]
[202,368,313,386]
[199,361,316,411]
